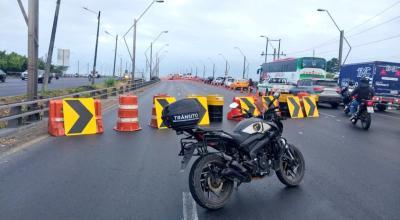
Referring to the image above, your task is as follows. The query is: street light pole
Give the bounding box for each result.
[234,47,247,79]
[123,0,165,81]
[317,9,352,71]
[83,7,101,85]
[260,35,269,64]
[207,58,215,79]
[218,53,228,78]
[105,31,118,77]
[149,31,168,78]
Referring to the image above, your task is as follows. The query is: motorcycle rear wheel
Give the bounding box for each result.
[361,112,371,130]
[189,154,234,210]
[276,145,305,187]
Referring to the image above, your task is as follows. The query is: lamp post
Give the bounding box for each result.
[207,57,215,79]
[123,0,164,81]
[260,35,269,64]
[317,8,352,71]
[105,30,118,78]
[149,31,168,78]
[234,47,247,79]
[218,53,229,78]
[83,7,101,85]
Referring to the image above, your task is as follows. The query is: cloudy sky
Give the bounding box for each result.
[1,0,399,79]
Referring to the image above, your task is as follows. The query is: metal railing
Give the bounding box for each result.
[0,79,160,128]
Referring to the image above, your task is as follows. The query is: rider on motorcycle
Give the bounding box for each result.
[341,80,355,106]
[349,77,375,121]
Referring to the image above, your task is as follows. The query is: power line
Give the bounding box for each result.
[347,0,400,32]
[353,34,400,48]
[348,15,400,38]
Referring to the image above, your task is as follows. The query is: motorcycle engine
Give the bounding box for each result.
[257,153,270,172]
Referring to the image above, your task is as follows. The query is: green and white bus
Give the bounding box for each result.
[259,57,327,84]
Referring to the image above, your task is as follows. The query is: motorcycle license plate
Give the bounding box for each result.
[367,106,374,113]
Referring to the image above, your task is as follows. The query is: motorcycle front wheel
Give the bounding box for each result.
[276,144,305,187]
[189,154,234,210]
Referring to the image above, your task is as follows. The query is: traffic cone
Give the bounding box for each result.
[227,97,244,121]
[114,95,141,132]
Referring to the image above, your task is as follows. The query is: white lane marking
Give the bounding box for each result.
[319,112,337,118]
[182,192,199,220]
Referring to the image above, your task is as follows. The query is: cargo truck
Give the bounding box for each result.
[339,61,400,111]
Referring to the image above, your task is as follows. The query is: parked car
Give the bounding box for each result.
[290,78,341,108]
[0,69,6,82]
[224,77,235,87]
[230,79,249,90]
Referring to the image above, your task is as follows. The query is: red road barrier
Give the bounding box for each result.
[94,100,104,134]
[48,100,65,136]
[149,93,169,128]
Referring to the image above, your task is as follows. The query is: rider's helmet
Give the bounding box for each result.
[360,76,370,85]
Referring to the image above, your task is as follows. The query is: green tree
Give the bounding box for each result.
[326,58,339,73]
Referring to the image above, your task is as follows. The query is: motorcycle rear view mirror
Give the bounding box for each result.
[229,102,239,109]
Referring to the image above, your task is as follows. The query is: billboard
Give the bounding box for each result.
[57,49,70,66]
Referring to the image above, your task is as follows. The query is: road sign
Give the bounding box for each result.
[187,96,209,125]
[262,96,279,111]
[239,97,260,117]
[303,96,319,117]
[62,98,97,136]
[154,97,177,129]
[287,96,304,118]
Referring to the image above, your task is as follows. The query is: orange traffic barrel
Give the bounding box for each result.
[114,95,141,132]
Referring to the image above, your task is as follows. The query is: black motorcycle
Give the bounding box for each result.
[341,81,355,116]
[162,93,305,210]
[350,99,374,130]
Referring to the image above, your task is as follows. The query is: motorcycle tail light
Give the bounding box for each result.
[372,96,380,101]
[367,101,374,106]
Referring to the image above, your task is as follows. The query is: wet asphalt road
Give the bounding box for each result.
[0,80,399,220]
[0,77,104,97]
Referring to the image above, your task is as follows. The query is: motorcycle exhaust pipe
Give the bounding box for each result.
[221,168,251,183]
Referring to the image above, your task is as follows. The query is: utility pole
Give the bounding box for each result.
[77,60,80,74]
[87,63,89,75]
[264,37,269,63]
[43,0,61,92]
[132,19,137,80]
[119,57,122,77]
[27,0,39,100]
[212,63,215,78]
[149,42,153,78]
[91,10,101,85]
[273,48,276,61]
[338,30,344,72]
[112,35,118,77]
[195,66,198,77]
[277,39,281,60]
[203,65,206,78]
[242,56,246,79]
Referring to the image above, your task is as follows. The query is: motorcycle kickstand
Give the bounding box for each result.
[235,182,242,190]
